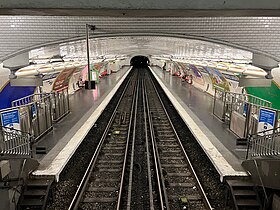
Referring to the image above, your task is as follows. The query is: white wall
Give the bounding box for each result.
[272,68,280,87]
[0,63,10,90]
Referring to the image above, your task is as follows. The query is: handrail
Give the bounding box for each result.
[253,159,268,208]
[0,88,70,145]
[249,126,280,137]
[11,87,69,108]
[224,91,272,107]
[12,159,27,204]
[213,87,272,108]
[0,126,32,157]
[246,126,280,159]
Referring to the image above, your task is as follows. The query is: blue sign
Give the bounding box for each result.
[31,103,37,119]
[243,102,248,116]
[0,109,21,130]
[257,108,276,135]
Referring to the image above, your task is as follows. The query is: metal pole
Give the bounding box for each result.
[86,24,90,81]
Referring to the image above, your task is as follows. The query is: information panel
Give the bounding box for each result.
[31,103,37,119]
[0,109,21,130]
[257,108,276,135]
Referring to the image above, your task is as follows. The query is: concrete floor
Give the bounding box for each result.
[33,65,247,180]
[152,66,248,161]
[33,66,130,164]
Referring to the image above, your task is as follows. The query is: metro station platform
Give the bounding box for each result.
[32,66,131,180]
[33,65,248,182]
[150,66,248,181]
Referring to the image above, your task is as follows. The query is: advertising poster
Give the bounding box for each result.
[203,66,230,91]
[257,108,276,135]
[52,67,76,91]
[0,109,21,130]
[189,64,202,78]
[188,64,205,86]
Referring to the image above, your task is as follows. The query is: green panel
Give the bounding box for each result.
[246,81,280,109]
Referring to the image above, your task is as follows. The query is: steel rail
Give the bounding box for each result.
[68,73,135,210]
[142,78,156,210]
[144,75,170,210]
[126,76,140,210]
[116,75,138,209]
[149,72,213,210]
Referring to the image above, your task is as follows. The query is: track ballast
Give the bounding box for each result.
[68,68,212,210]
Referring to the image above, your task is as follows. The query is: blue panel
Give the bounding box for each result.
[0,109,21,130]
[0,82,35,109]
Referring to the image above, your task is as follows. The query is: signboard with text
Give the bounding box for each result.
[31,103,37,119]
[257,108,276,135]
[0,109,21,130]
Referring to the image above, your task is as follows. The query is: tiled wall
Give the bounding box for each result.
[0,16,279,61]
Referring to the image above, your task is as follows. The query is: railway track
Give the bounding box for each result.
[68,68,212,210]
[144,69,212,210]
[68,70,138,210]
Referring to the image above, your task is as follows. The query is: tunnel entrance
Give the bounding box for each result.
[130,56,150,68]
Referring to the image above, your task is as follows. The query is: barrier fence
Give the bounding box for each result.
[246,127,280,159]
[0,126,31,157]
[51,89,70,122]
[11,93,53,140]
[213,88,275,139]
[12,88,69,122]
[0,88,70,153]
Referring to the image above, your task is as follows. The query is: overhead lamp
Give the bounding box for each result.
[265,70,273,79]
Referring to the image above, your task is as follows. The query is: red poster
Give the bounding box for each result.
[52,67,76,92]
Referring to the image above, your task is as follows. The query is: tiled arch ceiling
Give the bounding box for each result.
[1,16,280,62]
[49,36,251,62]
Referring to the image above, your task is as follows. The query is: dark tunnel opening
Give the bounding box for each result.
[130,56,150,68]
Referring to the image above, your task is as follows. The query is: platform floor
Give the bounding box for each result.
[33,66,131,180]
[150,66,248,181]
[33,65,248,182]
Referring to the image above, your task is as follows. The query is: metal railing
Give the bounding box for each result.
[7,89,69,141]
[213,88,273,138]
[12,89,70,122]
[11,93,48,107]
[51,89,70,122]
[246,126,280,159]
[213,88,272,121]
[0,126,32,157]
[10,94,53,140]
[213,86,227,121]
[0,89,70,157]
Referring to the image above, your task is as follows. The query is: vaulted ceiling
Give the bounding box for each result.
[1,16,280,63]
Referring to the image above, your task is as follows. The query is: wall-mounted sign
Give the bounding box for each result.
[53,67,76,91]
[0,109,21,130]
[31,103,37,119]
[257,108,276,135]
[243,102,248,116]
[91,71,97,81]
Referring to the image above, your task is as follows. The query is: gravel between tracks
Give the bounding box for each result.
[46,75,128,210]
[152,73,233,210]
[47,70,233,210]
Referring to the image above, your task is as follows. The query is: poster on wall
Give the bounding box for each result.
[203,66,230,91]
[52,67,76,92]
[0,109,21,130]
[257,108,276,135]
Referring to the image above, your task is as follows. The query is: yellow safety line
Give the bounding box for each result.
[0,80,10,92]
[272,80,280,89]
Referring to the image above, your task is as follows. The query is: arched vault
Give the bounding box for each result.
[1,16,280,65]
